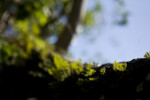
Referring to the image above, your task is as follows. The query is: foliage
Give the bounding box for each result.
[0,0,72,39]
[82,11,95,26]
[82,1,102,27]
[0,37,27,65]
[113,60,127,71]
[144,51,150,59]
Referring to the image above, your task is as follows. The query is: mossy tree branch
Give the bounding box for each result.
[0,58,150,100]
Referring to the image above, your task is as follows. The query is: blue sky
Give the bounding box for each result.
[69,0,150,64]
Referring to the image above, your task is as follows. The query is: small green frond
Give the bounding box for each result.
[113,61,127,71]
[85,69,96,77]
[100,67,106,75]
[144,51,150,59]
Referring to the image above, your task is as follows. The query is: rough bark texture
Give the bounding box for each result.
[55,0,85,52]
[0,58,150,100]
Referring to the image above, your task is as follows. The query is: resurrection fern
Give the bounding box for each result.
[84,69,96,77]
[144,51,150,59]
[100,67,106,75]
[48,54,84,81]
[47,54,98,81]
[113,61,127,71]
[48,54,70,81]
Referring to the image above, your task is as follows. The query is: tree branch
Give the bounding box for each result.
[0,57,150,100]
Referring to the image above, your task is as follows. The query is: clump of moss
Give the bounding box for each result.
[113,61,127,71]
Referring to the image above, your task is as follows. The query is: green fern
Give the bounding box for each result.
[113,61,127,71]
[144,51,150,59]
[100,67,106,75]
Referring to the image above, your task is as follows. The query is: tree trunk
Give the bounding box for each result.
[55,0,85,53]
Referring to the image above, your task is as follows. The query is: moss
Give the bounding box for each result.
[113,61,127,71]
